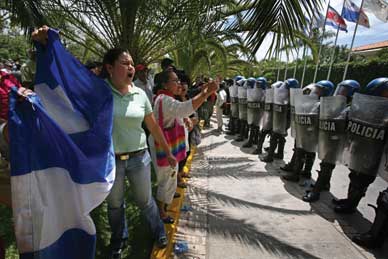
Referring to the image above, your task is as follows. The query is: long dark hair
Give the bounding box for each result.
[100,48,128,79]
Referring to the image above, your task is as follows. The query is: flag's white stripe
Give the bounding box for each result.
[35,83,90,134]
[11,166,115,253]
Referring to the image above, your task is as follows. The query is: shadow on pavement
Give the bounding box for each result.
[261,160,388,259]
[186,185,320,259]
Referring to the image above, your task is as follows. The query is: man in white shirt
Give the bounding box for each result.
[134,64,154,103]
[215,82,227,132]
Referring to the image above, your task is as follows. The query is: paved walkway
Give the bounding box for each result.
[174,115,388,259]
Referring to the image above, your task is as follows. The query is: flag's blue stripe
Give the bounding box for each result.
[343,7,359,22]
[325,21,347,31]
[20,229,96,259]
[9,89,114,184]
[34,30,112,126]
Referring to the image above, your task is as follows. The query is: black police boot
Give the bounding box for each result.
[243,125,254,148]
[282,148,304,182]
[332,180,353,205]
[244,120,249,139]
[253,131,266,155]
[260,135,277,162]
[281,146,297,172]
[252,126,259,145]
[235,120,246,142]
[303,162,334,202]
[352,189,388,249]
[227,117,234,132]
[274,136,285,159]
[226,118,236,135]
[334,186,365,214]
[298,152,315,186]
[301,152,315,179]
[334,172,376,214]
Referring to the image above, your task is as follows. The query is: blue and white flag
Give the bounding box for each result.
[343,0,370,28]
[9,29,115,259]
[364,0,388,23]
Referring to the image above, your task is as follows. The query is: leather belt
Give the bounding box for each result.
[115,149,146,161]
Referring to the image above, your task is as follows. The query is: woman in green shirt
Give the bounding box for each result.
[101,48,176,257]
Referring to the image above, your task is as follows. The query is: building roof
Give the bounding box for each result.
[352,40,388,52]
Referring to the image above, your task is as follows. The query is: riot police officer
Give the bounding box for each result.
[252,77,268,154]
[303,80,360,202]
[282,80,335,184]
[236,78,248,141]
[261,78,299,162]
[243,77,265,148]
[333,78,388,214]
[227,76,244,135]
[254,81,282,155]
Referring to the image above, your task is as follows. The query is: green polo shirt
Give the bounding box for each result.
[108,80,153,153]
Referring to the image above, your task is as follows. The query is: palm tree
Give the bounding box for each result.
[4,0,323,64]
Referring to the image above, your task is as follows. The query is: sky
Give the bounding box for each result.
[254,0,388,61]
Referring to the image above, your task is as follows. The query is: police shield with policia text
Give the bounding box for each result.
[236,78,249,141]
[333,78,388,214]
[243,77,266,148]
[303,80,360,202]
[227,76,244,135]
[261,78,299,162]
[282,81,334,184]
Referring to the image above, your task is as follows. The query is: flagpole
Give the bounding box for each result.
[343,0,365,81]
[301,17,314,87]
[284,51,289,80]
[327,0,347,80]
[313,0,331,83]
[276,47,281,81]
[293,48,299,78]
[300,45,308,87]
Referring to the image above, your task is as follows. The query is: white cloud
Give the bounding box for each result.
[254,0,388,61]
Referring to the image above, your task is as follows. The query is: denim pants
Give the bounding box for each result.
[106,150,165,250]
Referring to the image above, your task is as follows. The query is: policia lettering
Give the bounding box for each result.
[248,102,261,109]
[295,115,315,125]
[319,120,346,132]
[347,120,385,141]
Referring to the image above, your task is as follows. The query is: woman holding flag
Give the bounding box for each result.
[31,26,177,258]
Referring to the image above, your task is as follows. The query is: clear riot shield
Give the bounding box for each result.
[247,88,264,125]
[260,89,274,131]
[290,89,303,138]
[238,87,247,120]
[230,85,239,118]
[318,96,347,164]
[294,94,320,152]
[342,93,388,176]
[273,88,289,135]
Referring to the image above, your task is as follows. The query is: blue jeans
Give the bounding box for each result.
[106,150,165,250]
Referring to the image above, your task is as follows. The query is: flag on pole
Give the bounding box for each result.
[312,12,326,29]
[343,0,370,28]
[9,29,115,259]
[364,0,388,23]
[326,5,348,32]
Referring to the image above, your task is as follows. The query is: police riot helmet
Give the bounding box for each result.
[334,79,360,98]
[285,78,299,89]
[271,81,283,89]
[236,78,246,87]
[302,83,318,95]
[256,77,267,89]
[246,77,256,89]
[234,75,244,85]
[311,80,335,97]
[363,78,388,98]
